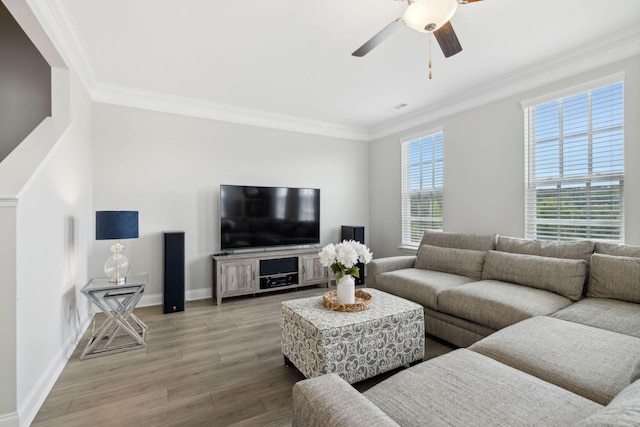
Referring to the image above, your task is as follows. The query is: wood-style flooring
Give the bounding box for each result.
[33,286,454,427]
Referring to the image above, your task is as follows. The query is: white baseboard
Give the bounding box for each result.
[0,412,19,427]
[185,287,213,302]
[138,287,213,308]
[18,287,212,426]
[19,313,92,427]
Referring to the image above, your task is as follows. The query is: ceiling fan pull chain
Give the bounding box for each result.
[428,35,433,79]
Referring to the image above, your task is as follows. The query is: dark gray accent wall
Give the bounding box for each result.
[0,2,51,162]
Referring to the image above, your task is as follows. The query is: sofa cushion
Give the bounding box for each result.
[469,316,640,405]
[552,297,640,338]
[419,229,496,251]
[481,250,587,300]
[373,268,475,310]
[437,280,573,330]
[414,244,486,280]
[364,349,601,427]
[496,236,594,262]
[587,253,640,303]
[578,379,640,426]
[595,241,640,257]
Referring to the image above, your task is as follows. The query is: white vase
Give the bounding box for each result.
[336,275,356,304]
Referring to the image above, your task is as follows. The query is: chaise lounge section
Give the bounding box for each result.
[293,322,640,426]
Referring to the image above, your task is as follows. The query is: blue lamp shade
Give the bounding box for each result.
[96,211,139,240]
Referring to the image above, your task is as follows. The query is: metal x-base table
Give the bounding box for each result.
[80,273,148,360]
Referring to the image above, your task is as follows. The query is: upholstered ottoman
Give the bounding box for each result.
[281,288,424,384]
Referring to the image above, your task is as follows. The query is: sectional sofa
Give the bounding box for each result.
[368,231,640,346]
[291,232,640,426]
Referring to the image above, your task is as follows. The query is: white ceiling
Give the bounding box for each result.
[37,0,640,139]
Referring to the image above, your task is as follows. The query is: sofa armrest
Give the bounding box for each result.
[292,374,400,427]
[367,256,416,287]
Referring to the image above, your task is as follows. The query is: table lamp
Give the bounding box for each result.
[96,211,139,284]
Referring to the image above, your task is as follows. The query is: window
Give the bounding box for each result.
[523,78,624,242]
[401,129,443,248]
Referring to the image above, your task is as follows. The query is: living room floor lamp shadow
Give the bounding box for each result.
[96,210,139,284]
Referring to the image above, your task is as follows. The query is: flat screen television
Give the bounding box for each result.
[220,185,320,251]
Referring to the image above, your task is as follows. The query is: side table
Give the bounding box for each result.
[80,273,148,360]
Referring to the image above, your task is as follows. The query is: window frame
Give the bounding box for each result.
[522,74,625,243]
[400,127,444,249]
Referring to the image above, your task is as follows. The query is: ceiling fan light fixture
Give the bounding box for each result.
[403,0,458,33]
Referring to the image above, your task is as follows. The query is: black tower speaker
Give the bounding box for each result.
[341,226,365,285]
[163,231,185,313]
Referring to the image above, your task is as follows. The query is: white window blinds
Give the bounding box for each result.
[524,80,624,242]
[401,130,443,247]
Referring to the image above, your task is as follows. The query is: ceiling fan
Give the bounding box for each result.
[352,0,482,58]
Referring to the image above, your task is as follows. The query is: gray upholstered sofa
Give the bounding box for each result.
[368,230,640,347]
[291,232,640,426]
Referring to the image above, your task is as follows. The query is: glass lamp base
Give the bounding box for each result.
[104,241,130,285]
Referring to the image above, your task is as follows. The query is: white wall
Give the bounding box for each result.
[92,104,370,302]
[0,1,95,423]
[0,2,94,425]
[0,208,17,426]
[14,69,93,426]
[369,55,640,258]
[0,68,92,427]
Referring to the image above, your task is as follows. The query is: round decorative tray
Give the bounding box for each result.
[323,289,373,312]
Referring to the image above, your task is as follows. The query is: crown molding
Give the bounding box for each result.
[26,0,98,88]
[370,25,640,140]
[30,1,639,143]
[29,1,370,141]
[30,0,371,141]
[91,84,371,141]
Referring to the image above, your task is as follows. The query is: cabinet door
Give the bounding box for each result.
[220,261,256,295]
[301,255,328,284]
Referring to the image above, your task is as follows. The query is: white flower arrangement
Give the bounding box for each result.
[318,240,373,282]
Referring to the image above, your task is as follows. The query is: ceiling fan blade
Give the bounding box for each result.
[433,21,462,58]
[458,0,483,3]
[352,18,403,57]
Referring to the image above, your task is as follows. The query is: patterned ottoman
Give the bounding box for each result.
[281,288,424,384]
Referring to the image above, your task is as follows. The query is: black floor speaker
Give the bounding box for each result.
[163,231,185,313]
[341,226,365,285]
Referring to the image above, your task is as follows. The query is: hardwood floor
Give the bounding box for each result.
[33,287,454,427]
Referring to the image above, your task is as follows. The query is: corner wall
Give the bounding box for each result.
[15,69,93,425]
[0,1,94,425]
[369,55,640,258]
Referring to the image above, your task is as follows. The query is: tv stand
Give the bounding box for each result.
[211,248,330,305]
